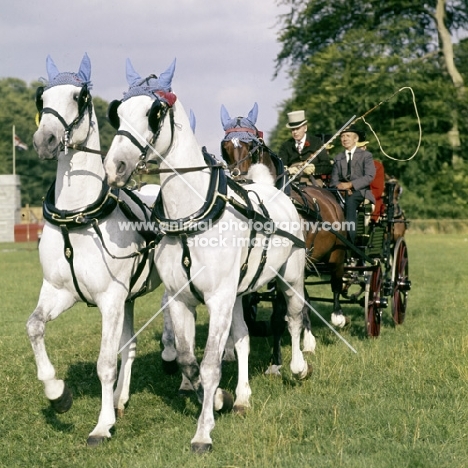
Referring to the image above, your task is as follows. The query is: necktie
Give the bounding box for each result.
[347,151,352,178]
[296,142,302,153]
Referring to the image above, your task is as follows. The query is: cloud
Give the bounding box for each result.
[1,0,291,153]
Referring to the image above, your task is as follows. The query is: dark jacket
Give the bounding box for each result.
[330,148,376,203]
[278,134,332,176]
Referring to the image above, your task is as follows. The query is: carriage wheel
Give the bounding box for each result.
[364,265,383,337]
[391,238,410,325]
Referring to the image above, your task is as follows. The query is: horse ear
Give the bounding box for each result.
[107,100,121,129]
[126,58,141,87]
[247,102,258,125]
[46,55,60,82]
[220,105,231,129]
[77,53,91,83]
[189,109,196,133]
[158,58,176,91]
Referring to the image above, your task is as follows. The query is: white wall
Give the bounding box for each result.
[0,175,21,242]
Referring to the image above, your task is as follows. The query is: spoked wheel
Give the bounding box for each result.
[364,264,383,337]
[391,238,410,324]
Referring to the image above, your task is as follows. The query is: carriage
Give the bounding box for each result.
[220,104,411,338]
[307,172,411,337]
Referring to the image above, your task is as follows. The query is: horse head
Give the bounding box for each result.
[105,58,190,188]
[220,103,275,179]
[33,54,93,160]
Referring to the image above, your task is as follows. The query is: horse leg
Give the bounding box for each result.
[264,289,287,376]
[113,301,136,417]
[229,297,251,414]
[329,257,349,328]
[301,288,316,354]
[87,295,127,446]
[242,293,271,337]
[191,295,236,453]
[223,333,237,362]
[26,284,76,413]
[160,291,179,375]
[169,299,203,402]
[278,255,309,380]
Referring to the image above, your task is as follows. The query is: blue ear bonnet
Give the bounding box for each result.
[122,58,176,104]
[121,76,165,102]
[43,53,92,90]
[44,72,92,90]
[222,116,260,143]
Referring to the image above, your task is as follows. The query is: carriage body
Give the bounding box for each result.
[307,177,411,336]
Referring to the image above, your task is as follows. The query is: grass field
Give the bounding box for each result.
[1,233,467,468]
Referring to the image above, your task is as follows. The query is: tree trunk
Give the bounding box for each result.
[435,0,464,163]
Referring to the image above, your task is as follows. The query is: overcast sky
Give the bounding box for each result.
[1,0,292,154]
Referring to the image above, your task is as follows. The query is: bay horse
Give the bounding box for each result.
[221,104,347,335]
[27,54,163,446]
[104,58,310,453]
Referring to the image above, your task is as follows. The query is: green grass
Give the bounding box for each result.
[1,234,468,467]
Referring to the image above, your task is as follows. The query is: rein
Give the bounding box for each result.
[67,143,106,156]
[137,159,226,175]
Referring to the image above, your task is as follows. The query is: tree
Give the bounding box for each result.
[271,0,468,218]
[0,79,120,206]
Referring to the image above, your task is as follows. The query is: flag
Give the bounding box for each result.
[14,134,28,151]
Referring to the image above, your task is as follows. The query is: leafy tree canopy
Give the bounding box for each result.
[270,0,468,218]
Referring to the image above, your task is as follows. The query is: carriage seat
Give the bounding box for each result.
[369,160,385,222]
[357,160,385,223]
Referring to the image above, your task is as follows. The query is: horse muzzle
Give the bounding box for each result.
[33,129,62,160]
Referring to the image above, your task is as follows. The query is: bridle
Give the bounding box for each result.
[35,84,95,156]
[109,95,176,174]
[222,119,265,176]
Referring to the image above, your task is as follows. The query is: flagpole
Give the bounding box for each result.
[12,125,16,175]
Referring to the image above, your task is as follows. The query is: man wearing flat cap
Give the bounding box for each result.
[330,124,376,245]
[278,110,332,185]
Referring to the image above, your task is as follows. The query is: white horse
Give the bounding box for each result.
[104,58,310,453]
[27,54,162,446]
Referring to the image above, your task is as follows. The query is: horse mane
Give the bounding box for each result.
[247,164,275,186]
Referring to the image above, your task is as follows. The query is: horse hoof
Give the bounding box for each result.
[191,442,212,454]
[161,359,179,375]
[178,389,193,398]
[331,312,348,328]
[87,435,107,447]
[233,404,248,416]
[214,389,234,413]
[49,385,73,414]
[264,364,282,376]
[115,408,125,418]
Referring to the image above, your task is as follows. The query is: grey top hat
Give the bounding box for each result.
[286,110,307,129]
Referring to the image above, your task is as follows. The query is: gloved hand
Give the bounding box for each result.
[288,165,300,175]
[303,164,315,175]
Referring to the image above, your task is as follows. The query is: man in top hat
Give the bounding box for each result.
[329,124,376,245]
[278,110,332,185]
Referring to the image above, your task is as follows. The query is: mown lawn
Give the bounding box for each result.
[0,233,467,468]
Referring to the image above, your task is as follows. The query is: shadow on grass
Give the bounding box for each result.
[41,406,75,433]
[57,321,274,417]
[52,295,401,428]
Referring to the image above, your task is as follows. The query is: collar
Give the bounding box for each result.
[295,135,307,146]
[346,146,357,157]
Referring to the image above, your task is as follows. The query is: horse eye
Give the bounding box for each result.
[73,93,79,102]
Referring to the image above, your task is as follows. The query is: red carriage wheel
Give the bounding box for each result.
[391,238,410,324]
[365,265,383,337]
